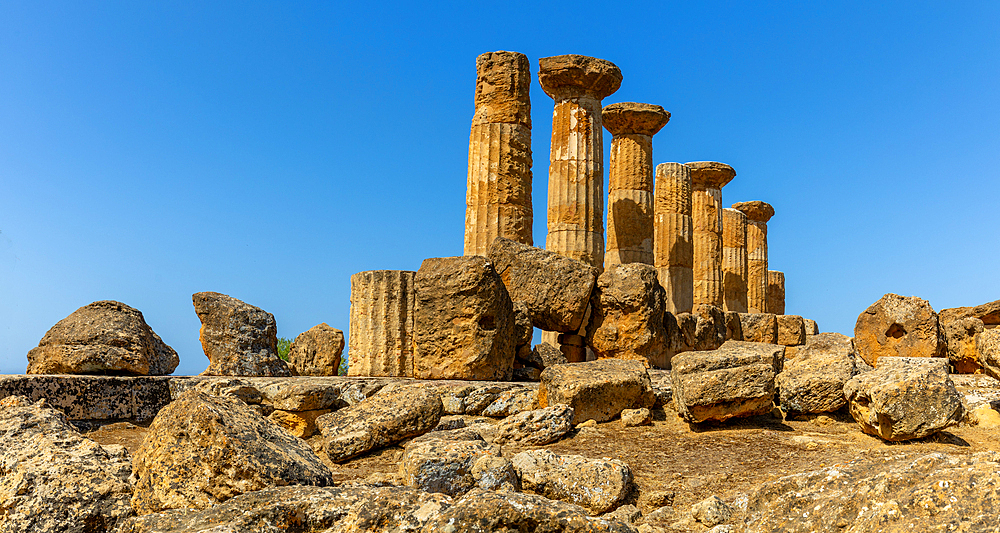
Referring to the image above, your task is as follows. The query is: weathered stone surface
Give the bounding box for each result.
[588,263,668,367]
[687,162,735,308]
[843,357,963,441]
[853,293,946,367]
[492,403,574,445]
[691,495,733,527]
[777,333,859,414]
[941,316,984,373]
[654,162,694,315]
[976,328,1000,380]
[286,323,343,376]
[803,318,819,335]
[512,300,533,347]
[939,299,1000,326]
[766,270,785,315]
[466,51,533,255]
[603,102,670,269]
[739,313,778,344]
[348,270,416,377]
[724,310,743,341]
[671,340,783,423]
[732,201,773,314]
[268,408,330,438]
[414,255,515,380]
[722,208,748,313]
[739,452,1000,533]
[314,384,443,463]
[620,407,652,427]
[435,382,538,417]
[0,374,172,422]
[131,389,332,514]
[776,314,806,346]
[27,300,178,376]
[489,237,598,333]
[541,55,621,268]
[691,304,727,351]
[513,449,633,515]
[0,396,133,532]
[192,292,290,377]
[534,341,568,367]
[539,359,655,424]
[400,432,514,496]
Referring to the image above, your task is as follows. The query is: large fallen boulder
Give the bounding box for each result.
[491,403,575,445]
[587,263,668,367]
[313,384,442,463]
[400,432,515,496]
[538,359,655,424]
[413,255,515,380]
[939,298,1000,326]
[130,389,333,514]
[26,300,178,376]
[192,292,291,376]
[777,333,860,414]
[941,316,984,374]
[853,293,945,367]
[487,236,598,333]
[0,396,133,532]
[739,452,1000,533]
[512,449,633,515]
[286,323,344,376]
[977,328,1000,380]
[671,340,784,423]
[843,357,964,441]
[690,304,727,351]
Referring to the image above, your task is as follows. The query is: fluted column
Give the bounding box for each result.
[722,208,748,313]
[348,270,416,377]
[539,54,622,269]
[732,201,774,313]
[653,162,693,314]
[464,51,533,255]
[768,270,786,315]
[602,102,670,270]
[686,162,736,308]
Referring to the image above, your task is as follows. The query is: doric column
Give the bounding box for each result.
[653,162,693,314]
[732,201,774,313]
[722,208,748,313]
[347,270,416,377]
[686,162,736,308]
[539,54,622,269]
[464,51,533,256]
[768,270,786,315]
[602,102,670,270]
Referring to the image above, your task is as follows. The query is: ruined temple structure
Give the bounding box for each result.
[733,201,774,313]
[722,207,748,313]
[686,162,736,308]
[347,270,416,377]
[653,162,694,314]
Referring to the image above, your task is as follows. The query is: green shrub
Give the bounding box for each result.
[277,337,293,362]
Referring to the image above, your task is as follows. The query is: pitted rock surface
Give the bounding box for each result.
[775,314,806,346]
[739,313,778,344]
[472,50,531,127]
[27,300,178,376]
[539,359,655,424]
[492,403,575,445]
[602,102,670,136]
[978,328,1000,380]
[853,293,945,366]
[400,432,513,496]
[512,449,633,515]
[777,333,859,414]
[538,54,623,99]
[941,316,984,373]
[286,323,344,376]
[130,389,332,514]
[192,292,290,377]
[588,263,669,368]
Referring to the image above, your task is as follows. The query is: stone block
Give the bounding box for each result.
[538,359,655,424]
[853,293,945,367]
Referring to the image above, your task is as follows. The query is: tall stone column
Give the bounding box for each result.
[539,54,622,269]
[602,102,671,270]
[732,201,774,313]
[722,208,748,313]
[464,51,533,256]
[767,270,786,315]
[347,270,416,377]
[653,162,693,314]
[686,162,736,308]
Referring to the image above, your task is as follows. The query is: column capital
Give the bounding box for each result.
[538,55,622,100]
[602,102,670,137]
[732,200,774,223]
[686,161,736,189]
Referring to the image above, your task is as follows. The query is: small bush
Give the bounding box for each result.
[277,337,293,362]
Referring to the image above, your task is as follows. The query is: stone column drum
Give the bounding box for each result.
[464,51,533,256]
[539,54,623,269]
[686,162,736,308]
[768,270,786,315]
[348,270,416,377]
[602,102,671,270]
[722,208,748,313]
[732,201,774,314]
[653,162,694,314]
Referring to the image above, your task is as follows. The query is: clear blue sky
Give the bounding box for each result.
[2,2,998,375]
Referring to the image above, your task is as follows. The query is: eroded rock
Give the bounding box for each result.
[853,293,945,367]
[978,328,1000,380]
[286,323,344,376]
[739,313,778,344]
[588,263,668,367]
[941,316,984,374]
[512,449,633,515]
[492,403,574,445]
[192,292,290,377]
[400,433,514,496]
[539,359,655,424]
[777,333,859,414]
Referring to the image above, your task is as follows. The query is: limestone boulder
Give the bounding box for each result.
[843,357,964,441]
[268,408,330,439]
[588,263,668,367]
[671,340,784,423]
[314,384,442,463]
[940,299,1000,326]
[941,316,984,373]
[739,313,778,343]
[26,300,178,376]
[400,433,515,496]
[487,237,599,332]
[539,359,655,424]
[130,389,333,514]
[621,407,652,427]
[0,396,133,532]
[776,314,806,346]
[853,293,945,367]
[724,310,743,341]
[976,328,1000,380]
[512,449,633,515]
[533,341,568,367]
[193,292,291,377]
[492,403,575,445]
[777,333,859,414]
[741,452,1000,533]
[286,323,344,376]
[691,304,727,351]
[414,255,515,380]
